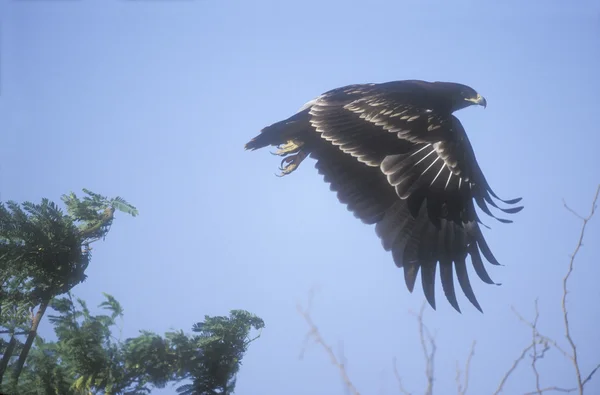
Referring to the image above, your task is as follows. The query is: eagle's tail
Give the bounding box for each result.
[244,108,311,150]
[245,108,313,176]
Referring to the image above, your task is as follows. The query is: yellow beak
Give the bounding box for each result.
[466,94,487,108]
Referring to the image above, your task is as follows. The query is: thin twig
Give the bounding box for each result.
[562,199,587,221]
[297,300,360,395]
[531,299,543,394]
[523,386,578,394]
[511,306,571,360]
[505,186,600,394]
[456,361,462,394]
[582,363,600,387]
[245,328,263,346]
[494,343,535,395]
[522,363,600,395]
[509,301,552,395]
[392,357,412,395]
[410,301,436,395]
[561,184,600,394]
[337,340,351,395]
[460,340,476,395]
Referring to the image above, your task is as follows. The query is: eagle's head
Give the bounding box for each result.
[433,81,487,112]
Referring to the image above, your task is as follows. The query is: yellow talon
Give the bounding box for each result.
[271,139,304,156]
[276,150,308,177]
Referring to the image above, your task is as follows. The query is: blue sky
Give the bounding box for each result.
[1,0,599,394]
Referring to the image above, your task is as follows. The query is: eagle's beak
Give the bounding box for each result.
[466,94,487,108]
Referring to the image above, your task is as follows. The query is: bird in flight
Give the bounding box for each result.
[245,80,523,313]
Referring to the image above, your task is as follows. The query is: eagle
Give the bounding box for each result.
[245,80,523,313]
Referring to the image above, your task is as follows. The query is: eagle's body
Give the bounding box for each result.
[245,80,522,312]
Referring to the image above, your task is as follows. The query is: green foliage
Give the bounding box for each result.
[48,295,135,394]
[2,294,264,395]
[0,188,138,385]
[11,337,74,395]
[178,311,265,395]
[0,198,88,306]
[0,297,31,335]
[61,189,138,223]
[1,189,263,394]
[60,189,138,243]
[1,188,138,309]
[123,330,180,389]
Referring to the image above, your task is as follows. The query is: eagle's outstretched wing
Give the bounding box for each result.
[247,80,523,312]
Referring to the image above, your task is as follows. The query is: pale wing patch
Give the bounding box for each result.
[309,104,384,167]
[297,97,319,113]
[343,98,449,144]
[381,143,473,199]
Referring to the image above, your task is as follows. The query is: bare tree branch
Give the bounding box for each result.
[512,306,571,360]
[523,386,579,394]
[494,343,535,395]
[391,301,443,395]
[408,301,436,395]
[455,362,462,394]
[294,186,599,395]
[521,363,600,394]
[582,363,600,387]
[562,199,587,221]
[297,289,360,395]
[561,184,600,394]
[393,357,412,395]
[456,340,476,395]
[530,299,545,395]
[502,185,600,395]
[504,301,552,395]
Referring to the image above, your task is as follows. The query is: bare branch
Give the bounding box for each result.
[582,363,600,385]
[297,294,360,395]
[512,306,571,360]
[562,184,600,394]
[494,343,535,395]
[582,363,600,387]
[523,386,578,394]
[409,301,436,395]
[456,362,462,394]
[392,302,440,395]
[530,299,543,394]
[456,340,476,395]
[392,357,412,395]
[512,186,600,395]
[562,198,587,221]
[245,328,263,346]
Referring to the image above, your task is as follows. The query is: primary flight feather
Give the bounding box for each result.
[245,80,523,313]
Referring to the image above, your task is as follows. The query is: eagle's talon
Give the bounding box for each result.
[272,140,304,156]
[276,150,307,177]
[280,156,294,167]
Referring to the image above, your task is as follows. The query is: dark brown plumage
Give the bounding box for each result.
[245,80,523,313]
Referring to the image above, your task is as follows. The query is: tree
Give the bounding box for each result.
[0,189,138,385]
[174,310,265,395]
[2,188,265,395]
[4,293,264,395]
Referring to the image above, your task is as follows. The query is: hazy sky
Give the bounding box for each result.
[2,0,599,394]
